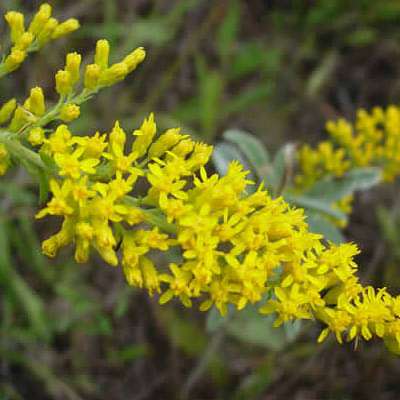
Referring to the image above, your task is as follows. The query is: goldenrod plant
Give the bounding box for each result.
[293,106,400,226]
[2,3,400,357]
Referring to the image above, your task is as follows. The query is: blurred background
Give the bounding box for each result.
[2,0,400,399]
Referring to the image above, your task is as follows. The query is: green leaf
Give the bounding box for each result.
[212,142,254,179]
[285,193,347,220]
[268,143,296,196]
[306,213,345,243]
[161,309,207,356]
[306,51,338,97]
[223,129,270,173]
[223,85,272,117]
[230,42,279,80]
[346,28,377,47]
[38,169,50,204]
[14,216,52,283]
[233,360,272,400]
[0,220,12,271]
[107,344,148,364]
[0,182,35,206]
[206,306,230,333]
[216,0,240,61]
[0,222,50,341]
[304,167,382,202]
[196,57,224,141]
[39,151,58,174]
[10,271,50,341]
[224,305,301,351]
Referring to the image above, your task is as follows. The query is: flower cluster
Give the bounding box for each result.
[0,3,79,77]
[31,109,400,354]
[2,3,400,356]
[294,105,400,224]
[0,36,145,176]
[296,105,400,188]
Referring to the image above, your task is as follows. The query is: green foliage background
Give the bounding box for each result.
[1,1,400,399]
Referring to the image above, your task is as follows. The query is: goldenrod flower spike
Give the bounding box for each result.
[297,105,400,185]
[2,2,400,357]
[295,105,400,226]
[0,3,80,78]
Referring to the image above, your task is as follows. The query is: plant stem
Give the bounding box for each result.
[0,132,46,171]
[180,312,231,399]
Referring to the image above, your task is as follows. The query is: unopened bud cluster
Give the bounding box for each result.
[1,4,79,75]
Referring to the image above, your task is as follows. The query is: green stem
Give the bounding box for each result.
[0,131,46,171]
[21,88,98,136]
[0,63,8,79]
[180,312,232,399]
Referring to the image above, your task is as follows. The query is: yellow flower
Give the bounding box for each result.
[131,113,157,158]
[54,148,99,179]
[73,132,108,158]
[159,263,194,307]
[259,285,312,326]
[36,180,74,218]
[146,162,188,207]
[44,125,73,155]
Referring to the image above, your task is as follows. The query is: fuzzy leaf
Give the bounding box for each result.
[304,167,382,202]
[223,129,270,173]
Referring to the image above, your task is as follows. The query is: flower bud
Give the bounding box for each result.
[109,121,126,149]
[75,240,90,263]
[8,105,34,132]
[5,11,25,43]
[65,52,81,85]
[42,221,73,257]
[25,87,46,116]
[0,99,17,124]
[141,257,160,294]
[60,103,80,122]
[42,236,59,258]
[132,113,156,158]
[28,127,45,146]
[29,3,52,35]
[94,39,110,69]
[188,143,213,170]
[55,70,73,96]
[84,64,101,89]
[15,32,34,51]
[76,222,93,239]
[98,63,128,87]
[96,245,118,266]
[123,47,146,73]
[148,128,183,158]
[36,17,58,47]
[171,138,194,158]
[4,49,26,72]
[51,18,79,39]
